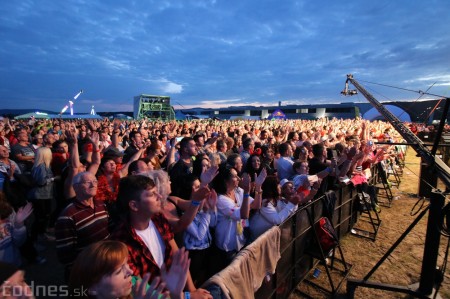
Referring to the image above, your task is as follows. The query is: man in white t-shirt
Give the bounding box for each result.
[113,175,212,299]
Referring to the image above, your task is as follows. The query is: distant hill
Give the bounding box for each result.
[0,109,57,117]
[0,109,133,118]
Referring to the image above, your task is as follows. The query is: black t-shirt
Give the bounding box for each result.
[123,145,139,163]
[308,157,328,175]
[308,157,331,193]
[168,158,193,197]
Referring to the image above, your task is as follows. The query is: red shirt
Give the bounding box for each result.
[52,152,69,175]
[55,199,110,267]
[112,214,174,279]
[96,172,120,202]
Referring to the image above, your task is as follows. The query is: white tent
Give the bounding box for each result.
[363,105,411,122]
[15,112,102,120]
[14,112,51,119]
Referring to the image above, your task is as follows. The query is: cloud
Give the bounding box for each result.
[99,58,131,71]
[80,99,103,105]
[140,77,184,94]
[1,1,450,112]
[159,80,183,94]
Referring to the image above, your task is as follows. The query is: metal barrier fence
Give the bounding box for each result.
[253,183,360,298]
[204,164,386,298]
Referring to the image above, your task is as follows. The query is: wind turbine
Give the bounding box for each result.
[60,90,83,115]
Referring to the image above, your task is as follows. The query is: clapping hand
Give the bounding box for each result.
[133,274,169,299]
[208,189,217,210]
[161,247,190,299]
[8,163,15,178]
[240,173,251,194]
[191,186,210,202]
[254,168,267,187]
[14,202,33,228]
[200,165,219,186]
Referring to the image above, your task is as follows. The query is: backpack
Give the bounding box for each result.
[315,217,339,254]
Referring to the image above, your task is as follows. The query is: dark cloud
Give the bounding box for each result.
[1,0,449,112]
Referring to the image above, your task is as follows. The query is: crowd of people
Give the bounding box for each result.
[0,116,409,298]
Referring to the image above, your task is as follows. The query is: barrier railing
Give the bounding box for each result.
[205,164,383,298]
[254,182,360,298]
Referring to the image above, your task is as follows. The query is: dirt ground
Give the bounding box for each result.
[291,147,450,299]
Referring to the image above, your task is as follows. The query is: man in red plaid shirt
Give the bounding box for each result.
[112,175,212,299]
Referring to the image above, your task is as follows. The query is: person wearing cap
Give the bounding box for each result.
[249,176,301,242]
[103,146,125,171]
[292,174,320,201]
[280,179,299,210]
[0,261,34,299]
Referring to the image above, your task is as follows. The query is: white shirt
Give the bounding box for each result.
[215,187,254,252]
[135,220,166,268]
[183,210,216,250]
[249,200,297,241]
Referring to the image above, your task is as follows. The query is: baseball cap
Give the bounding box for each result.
[293,174,310,190]
[280,178,292,188]
[103,147,124,158]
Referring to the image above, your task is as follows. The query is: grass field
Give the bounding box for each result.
[291,147,450,299]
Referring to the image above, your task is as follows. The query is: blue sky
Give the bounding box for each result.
[1,0,449,113]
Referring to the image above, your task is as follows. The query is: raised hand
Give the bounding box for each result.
[191,186,210,202]
[113,119,121,130]
[86,119,96,131]
[143,139,151,149]
[90,131,100,148]
[254,167,267,187]
[288,192,302,205]
[133,274,169,299]
[8,163,15,178]
[160,247,190,299]
[241,173,251,194]
[65,128,78,144]
[14,202,33,228]
[200,165,219,186]
[207,189,217,210]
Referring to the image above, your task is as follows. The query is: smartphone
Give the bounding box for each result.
[176,137,183,143]
[332,150,338,159]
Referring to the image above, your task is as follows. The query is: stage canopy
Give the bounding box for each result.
[363,105,411,122]
[269,109,286,120]
[15,112,102,120]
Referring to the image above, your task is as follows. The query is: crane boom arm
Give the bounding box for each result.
[342,74,450,188]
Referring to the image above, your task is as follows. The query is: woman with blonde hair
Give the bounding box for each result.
[69,240,190,299]
[28,146,57,245]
